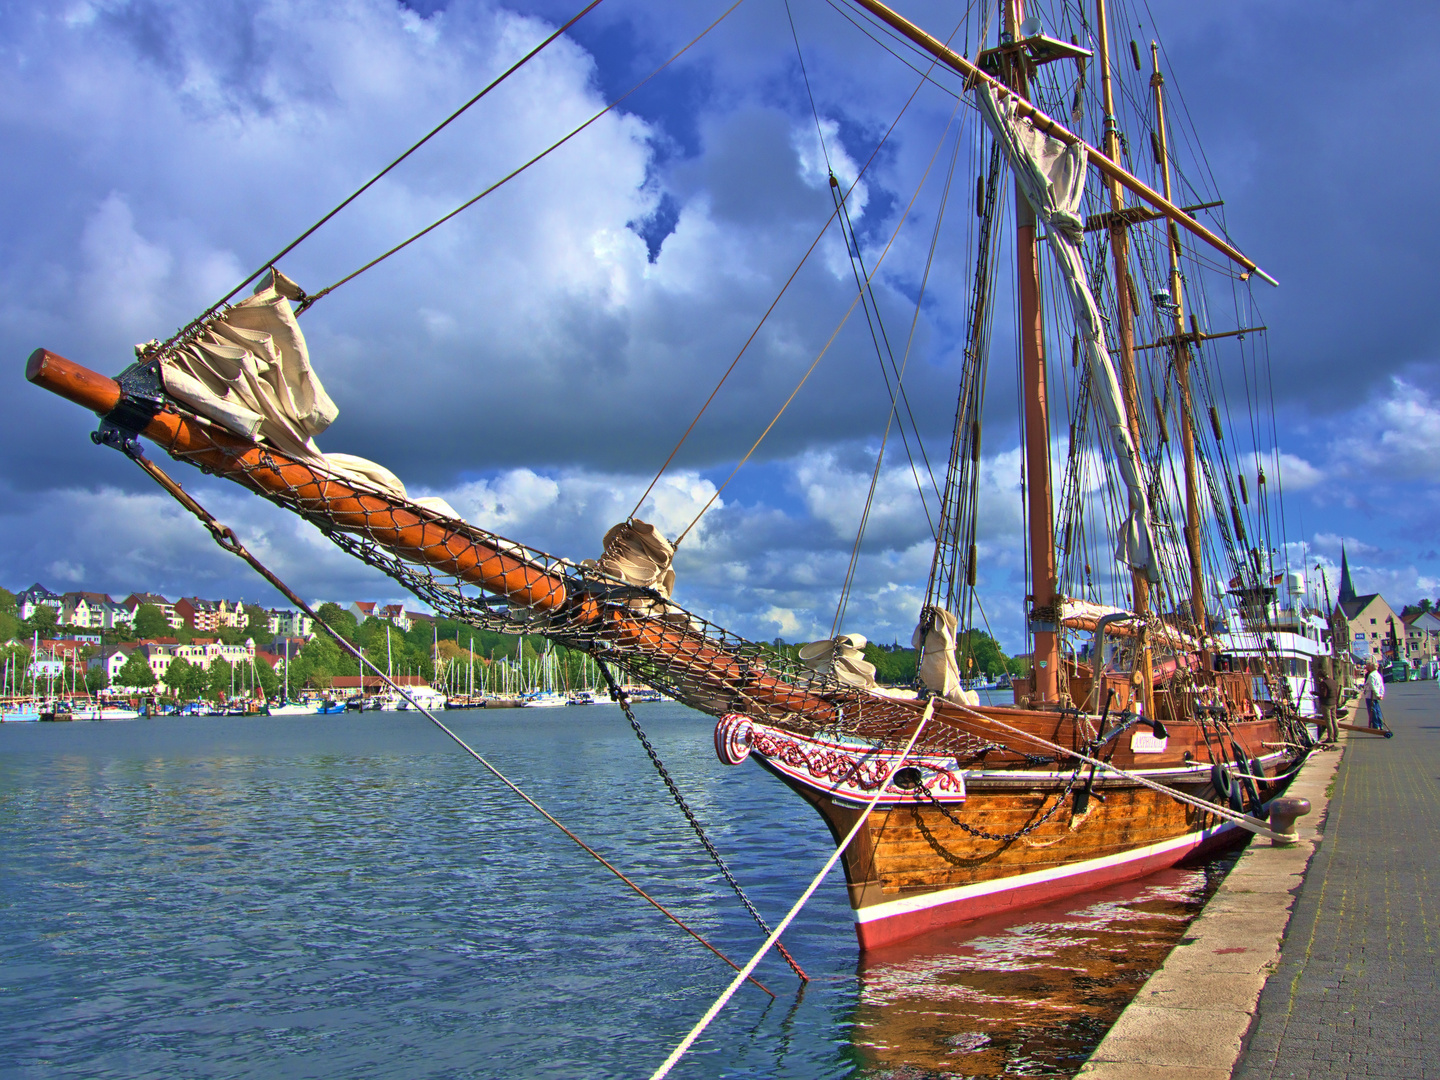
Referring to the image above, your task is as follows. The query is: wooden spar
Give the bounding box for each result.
[1004,0,1059,705]
[24,350,849,717]
[1093,0,1153,717]
[1150,43,1206,639]
[25,348,568,611]
[846,0,1277,286]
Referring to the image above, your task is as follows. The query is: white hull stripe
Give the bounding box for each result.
[852,819,1236,924]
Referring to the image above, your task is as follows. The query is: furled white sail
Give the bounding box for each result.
[588,519,686,620]
[975,87,1159,583]
[152,269,454,508]
[799,633,878,689]
[912,606,979,706]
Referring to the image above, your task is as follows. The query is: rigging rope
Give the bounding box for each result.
[647,698,937,1080]
[628,7,972,525]
[947,697,1303,842]
[119,444,776,1000]
[158,0,609,354]
[671,85,974,549]
[595,659,808,982]
[298,0,747,311]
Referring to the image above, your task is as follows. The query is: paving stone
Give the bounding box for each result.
[1232,682,1440,1080]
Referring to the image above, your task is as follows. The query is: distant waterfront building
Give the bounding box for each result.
[1338,592,1402,662]
[176,637,256,670]
[348,602,428,632]
[378,604,411,631]
[1403,610,1440,666]
[58,592,133,630]
[267,609,314,638]
[17,583,63,621]
[123,593,185,630]
[89,645,137,685]
[174,597,222,632]
[30,657,65,679]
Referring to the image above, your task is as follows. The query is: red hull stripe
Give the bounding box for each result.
[853,820,1238,950]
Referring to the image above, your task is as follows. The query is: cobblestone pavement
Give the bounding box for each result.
[1234,680,1440,1080]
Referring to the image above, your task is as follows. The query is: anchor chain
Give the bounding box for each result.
[595,659,808,982]
[919,759,1086,842]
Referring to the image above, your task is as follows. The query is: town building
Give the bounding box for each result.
[347,601,430,632]
[1335,547,1402,663]
[174,597,219,632]
[1403,609,1440,666]
[89,645,137,685]
[123,593,185,630]
[378,604,411,631]
[17,583,63,621]
[59,591,134,630]
[267,609,314,638]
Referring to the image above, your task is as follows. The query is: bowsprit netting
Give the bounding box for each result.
[142,381,1005,765]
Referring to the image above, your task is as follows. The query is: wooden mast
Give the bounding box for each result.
[1003,0,1059,705]
[1094,0,1153,717]
[847,0,1276,285]
[1150,42,1206,639]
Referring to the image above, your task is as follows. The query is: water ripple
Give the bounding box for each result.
[1,708,1230,1078]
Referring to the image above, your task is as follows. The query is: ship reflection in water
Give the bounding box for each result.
[850,857,1233,1078]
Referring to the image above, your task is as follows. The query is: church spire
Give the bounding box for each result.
[1338,544,1357,603]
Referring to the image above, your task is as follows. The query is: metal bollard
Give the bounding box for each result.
[1265,796,1311,846]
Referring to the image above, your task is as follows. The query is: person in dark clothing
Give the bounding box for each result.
[1313,658,1339,745]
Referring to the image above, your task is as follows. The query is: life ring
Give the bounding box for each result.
[714,714,754,765]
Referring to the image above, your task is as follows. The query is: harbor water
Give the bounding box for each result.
[1,704,1232,1078]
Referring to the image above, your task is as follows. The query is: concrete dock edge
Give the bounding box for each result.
[1075,724,1349,1080]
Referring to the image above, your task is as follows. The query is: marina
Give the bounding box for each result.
[1,0,1437,1076]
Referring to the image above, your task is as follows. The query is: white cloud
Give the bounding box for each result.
[1332,378,1440,479]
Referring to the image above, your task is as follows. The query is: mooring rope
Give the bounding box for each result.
[122,448,774,999]
[647,697,935,1080]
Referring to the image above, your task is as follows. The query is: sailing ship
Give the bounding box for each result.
[25,0,1326,949]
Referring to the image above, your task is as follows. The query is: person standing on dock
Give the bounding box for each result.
[1314,659,1339,745]
[1362,660,1386,730]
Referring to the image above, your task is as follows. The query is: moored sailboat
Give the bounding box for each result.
[25,0,1327,951]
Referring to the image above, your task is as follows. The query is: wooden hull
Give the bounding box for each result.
[724,706,1293,951]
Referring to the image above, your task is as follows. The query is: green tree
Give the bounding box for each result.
[132,604,168,639]
[246,606,271,637]
[253,656,279,699]
[207,658,234,700]
[316,602,357,642]
[24,605,58,636]
[0,587,16,615]
[163,658,196,698]
[85,665,108,693]
[116,651,156,690]
[0,610,19,644]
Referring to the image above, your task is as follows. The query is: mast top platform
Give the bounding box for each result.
[978,34,1092,74]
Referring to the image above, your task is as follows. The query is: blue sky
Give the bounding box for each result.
[1,0,1436,651]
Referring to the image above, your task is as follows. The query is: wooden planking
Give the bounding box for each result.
[841,785,1222,899]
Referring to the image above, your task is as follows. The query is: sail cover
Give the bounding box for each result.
[975,87,1159,583]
